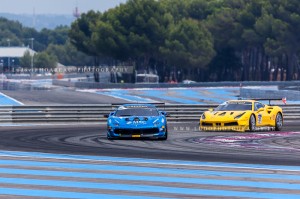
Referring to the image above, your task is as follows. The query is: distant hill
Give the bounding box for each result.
[0,13,75,30]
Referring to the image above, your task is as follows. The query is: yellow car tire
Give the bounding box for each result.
[249,114,256,132]
[275,113,283,131]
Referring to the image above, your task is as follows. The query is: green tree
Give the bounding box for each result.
[160,18,215,79]
[69,11,101,60]
[69,11,102,81]
[45,41,94,66]
[261,0,300,80]
[67,0,300,82]
[19,50,32,68]
[34,52,57,70]
[93,0,169,70]
[0,17,23,46]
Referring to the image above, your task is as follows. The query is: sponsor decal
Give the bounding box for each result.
[201,126,247,132]
[133,121,147,125]
[258,114,262,124]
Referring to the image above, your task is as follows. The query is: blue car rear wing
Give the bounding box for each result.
[111,102,166,109]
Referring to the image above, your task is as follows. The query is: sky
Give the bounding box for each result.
[0,0,127,15]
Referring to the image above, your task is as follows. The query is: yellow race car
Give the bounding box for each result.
[200,99,283,132]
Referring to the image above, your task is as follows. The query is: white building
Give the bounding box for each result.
[0,47,36,71]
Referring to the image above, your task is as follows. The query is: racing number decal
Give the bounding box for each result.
[258,114,262,124]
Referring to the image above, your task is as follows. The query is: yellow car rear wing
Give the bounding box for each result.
[250,98,286,105]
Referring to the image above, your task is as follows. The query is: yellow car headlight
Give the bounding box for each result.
[201,114,206,120]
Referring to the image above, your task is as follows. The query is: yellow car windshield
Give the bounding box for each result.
[215,102,252,111]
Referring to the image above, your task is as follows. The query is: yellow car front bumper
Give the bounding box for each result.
[200,119,249,132]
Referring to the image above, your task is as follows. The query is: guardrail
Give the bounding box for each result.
[0,104,299,124]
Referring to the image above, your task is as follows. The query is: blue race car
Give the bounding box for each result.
[105,104,168,140]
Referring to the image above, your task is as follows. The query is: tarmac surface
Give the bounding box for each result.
[0,122,299,166]
[1,88,129,105]
[0,81,299,198]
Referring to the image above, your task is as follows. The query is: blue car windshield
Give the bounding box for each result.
[215,102,252,111]
[115,107,159,117]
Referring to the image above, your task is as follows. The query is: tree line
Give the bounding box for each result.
[69,0,300,82]
[2,0,300,82]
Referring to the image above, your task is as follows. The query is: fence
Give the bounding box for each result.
[0,104,299,124]
[53,79,300,89]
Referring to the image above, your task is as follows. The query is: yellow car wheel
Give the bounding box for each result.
[249,114,256,132]
[275,113,283,131]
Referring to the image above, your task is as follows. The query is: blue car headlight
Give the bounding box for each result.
[108,118,119,127]
[153,121,160,125]
[201,114,206,120]
[153,118,165,126]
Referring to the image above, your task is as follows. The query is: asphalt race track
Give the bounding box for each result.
[1,88,130,105]
[1,122,300,166]
[1,85,300,166]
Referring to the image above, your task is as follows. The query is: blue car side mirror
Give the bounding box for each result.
[160,111,169,117]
